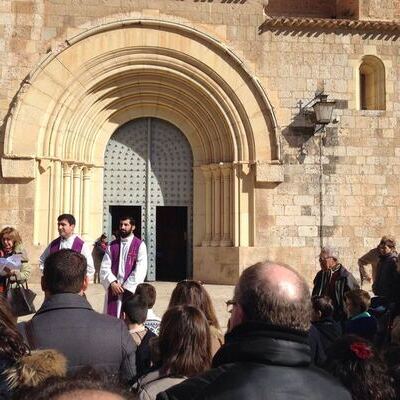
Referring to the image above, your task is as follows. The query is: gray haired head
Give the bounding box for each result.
[320,246,339,261]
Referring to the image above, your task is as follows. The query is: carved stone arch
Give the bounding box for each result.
[3,19,282,283]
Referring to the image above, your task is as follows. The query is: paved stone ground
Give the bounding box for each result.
[19,282,235,332]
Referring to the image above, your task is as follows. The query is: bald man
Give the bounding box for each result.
[158,261,352,400]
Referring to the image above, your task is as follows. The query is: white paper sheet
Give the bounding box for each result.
[0,254,22,276]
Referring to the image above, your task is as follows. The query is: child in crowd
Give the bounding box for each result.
[135,283,161,335]
[344,289,377,341]
[309,295,342,365]
[122,294,156,378]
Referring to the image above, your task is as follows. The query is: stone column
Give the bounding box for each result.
[62,163,72,213]
[51,160,63,239]
[72,165,82,233]
[211,165,221,246]
[81,167,91,238]
[201,165,212,246]
[220,164,233,246]
[239,163,251,247]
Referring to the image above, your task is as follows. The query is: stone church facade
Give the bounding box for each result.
[0,0,399,283]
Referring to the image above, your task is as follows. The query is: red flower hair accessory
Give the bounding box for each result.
[350,342,373,360]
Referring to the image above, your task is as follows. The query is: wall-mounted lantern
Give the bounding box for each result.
[312,93,336,126]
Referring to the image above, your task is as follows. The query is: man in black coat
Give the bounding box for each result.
[18,249,136,383]
[372,237,399,303]
[157,261,352,400]
[312,246,359,321]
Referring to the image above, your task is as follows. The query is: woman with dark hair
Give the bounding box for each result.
[324,335,396,400]
[0,227,31,297]
[136,305,212,400]
[0,296,27,398]
[168,280,223,355]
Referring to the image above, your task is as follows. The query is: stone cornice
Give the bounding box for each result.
[260,16,400,34]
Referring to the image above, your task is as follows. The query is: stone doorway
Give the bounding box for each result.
[103,118,193,281]
[156,206,188,282]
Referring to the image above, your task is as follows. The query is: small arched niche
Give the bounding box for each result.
[359,55,386,111]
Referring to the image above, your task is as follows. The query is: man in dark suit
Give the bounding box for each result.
[19,249,136,383]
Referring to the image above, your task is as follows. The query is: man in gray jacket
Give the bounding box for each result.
[18,249,136,383]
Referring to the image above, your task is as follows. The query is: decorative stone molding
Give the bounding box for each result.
[260,16,400,34]
[1,158,35,179]
[255,161,284,183]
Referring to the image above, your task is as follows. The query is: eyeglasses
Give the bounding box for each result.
[319,256,333,262]
[226,299,237,313]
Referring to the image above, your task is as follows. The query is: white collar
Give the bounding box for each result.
[120,234,134,243]
[147,308,161,321]
[61,233,77,242]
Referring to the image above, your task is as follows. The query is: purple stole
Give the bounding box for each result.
[107,236,142,317]
[49,236,84,254]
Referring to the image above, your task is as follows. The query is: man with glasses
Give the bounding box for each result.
[312,246,359,322]
[158,261,352,400]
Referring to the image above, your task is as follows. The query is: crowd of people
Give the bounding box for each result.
[1,216,400,399]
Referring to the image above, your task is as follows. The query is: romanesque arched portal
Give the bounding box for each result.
[3,19,282,283]
[104,118,193,281]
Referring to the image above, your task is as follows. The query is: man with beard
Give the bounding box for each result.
[100,216,147,318]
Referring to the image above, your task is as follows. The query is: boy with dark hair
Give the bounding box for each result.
[122,294,156,378]
[135,283,161,335]
[344,289,377,341]
[309,296,342,366]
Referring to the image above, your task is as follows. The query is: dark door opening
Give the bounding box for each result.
[109,206,141,239]
[156,206,188,282]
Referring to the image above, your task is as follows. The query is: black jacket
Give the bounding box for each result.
[344,314,378,341]
[17,293,136,382]
[312,265,359,321]
[373,252,399,302]
[309,318,342,365]
[157,322,351,400]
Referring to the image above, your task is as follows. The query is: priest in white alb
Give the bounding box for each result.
[100,216,148,318]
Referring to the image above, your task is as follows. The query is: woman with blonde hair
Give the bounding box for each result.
[168,280,223,355]
[0,227,31,297]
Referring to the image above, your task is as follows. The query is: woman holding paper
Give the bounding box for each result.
[0,227,30,296]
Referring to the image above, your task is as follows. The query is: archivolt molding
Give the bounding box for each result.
[4,18,281,172]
